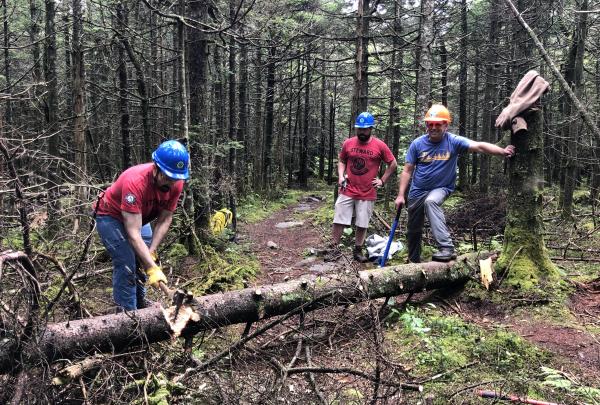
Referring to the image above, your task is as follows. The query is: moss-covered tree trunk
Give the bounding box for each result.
[496,108,559,289]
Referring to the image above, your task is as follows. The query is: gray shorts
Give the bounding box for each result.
[333,194,375,228]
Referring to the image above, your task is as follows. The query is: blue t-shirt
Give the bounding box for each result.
[405,132,472,199]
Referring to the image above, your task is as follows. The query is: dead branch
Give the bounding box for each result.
[285,366,423,392]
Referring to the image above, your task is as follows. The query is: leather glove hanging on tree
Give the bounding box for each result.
[146,265,167,287]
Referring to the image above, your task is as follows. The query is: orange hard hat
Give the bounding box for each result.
[424,104,451,123]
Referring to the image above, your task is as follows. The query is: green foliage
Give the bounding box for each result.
[192,347,206,361]
[166,243,188,262]
[304,195,334,226]
[572,189,590,204]
[397,306,431,335]
[444,193,466,209]
[387,306,546,377]
[541,367,600,402]
[127,373,186,405]
[40,276,63,311]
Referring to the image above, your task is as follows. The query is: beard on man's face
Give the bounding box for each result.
[357,128,372,142]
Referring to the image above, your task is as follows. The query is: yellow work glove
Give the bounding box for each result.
[146,265,167,287]
[150,251,159,263]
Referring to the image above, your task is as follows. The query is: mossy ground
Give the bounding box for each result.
[182,243,260,295]
[384,305,599,404]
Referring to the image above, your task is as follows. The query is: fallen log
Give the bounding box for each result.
[1,257,477,373]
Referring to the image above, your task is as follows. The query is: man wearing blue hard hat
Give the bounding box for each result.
[325,112,397,262]
[93,140,189,311]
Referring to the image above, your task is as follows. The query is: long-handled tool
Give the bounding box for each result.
[153,253,193,319]
[379,205,402,268]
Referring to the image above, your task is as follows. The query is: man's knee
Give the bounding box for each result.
[424,196,441,208]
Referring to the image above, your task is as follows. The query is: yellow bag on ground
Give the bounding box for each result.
[210,208,233,235]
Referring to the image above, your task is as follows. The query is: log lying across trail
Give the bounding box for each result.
[1,257,476,373]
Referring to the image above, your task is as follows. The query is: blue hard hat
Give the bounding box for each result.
[354,112,375,128]
[152,140,190,180]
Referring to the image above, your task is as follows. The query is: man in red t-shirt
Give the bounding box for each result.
[326,112,397,262]
[94,140,189,311]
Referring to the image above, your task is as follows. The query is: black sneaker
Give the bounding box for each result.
[432,248,456,262]
[353,246,369,263]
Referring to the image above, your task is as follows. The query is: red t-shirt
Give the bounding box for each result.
[95,163,184,224]
[339,136,395,201]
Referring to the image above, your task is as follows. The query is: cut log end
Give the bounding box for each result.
[162,304,201,338]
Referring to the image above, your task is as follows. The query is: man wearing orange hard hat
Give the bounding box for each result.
[394,104,515,263]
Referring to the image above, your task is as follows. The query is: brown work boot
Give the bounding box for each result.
[353,246,369,263]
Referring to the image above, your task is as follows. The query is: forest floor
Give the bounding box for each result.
[11,186,599,404]
[228,186,600,404]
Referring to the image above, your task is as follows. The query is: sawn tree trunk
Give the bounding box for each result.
[1,258,476,373]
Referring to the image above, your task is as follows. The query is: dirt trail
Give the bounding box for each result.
[239,196,600,386]
[238,195,340,285]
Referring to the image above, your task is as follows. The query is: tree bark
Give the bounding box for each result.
[228,0,238,236]
[71,0,88,234]
[0,258,475,373]
[288,61,303,186]
[414,0,433,137]
[28,0,43,136]
[121,38,151,159]
[252,47,263,190]
[262,39,276,190]
[479,0,500,192]
[559,0,588,219]
[44,0,61,236]
[2,0,12,124]
[298,54,311,187]
[319,74,326,180]
[457,0,469,190]
[238,32,249,194]
[351,0,369,132]
[496,108,558,288]
[386,0,403,198]
[116,3,131,170]
[592,56,600,212]
[29,0,42,84]
[228,0,237,180]
[327,79,337,185]
[470,62,480,186]
[212,44,225,209]
[177,0,189,142]
[439,38,448,106]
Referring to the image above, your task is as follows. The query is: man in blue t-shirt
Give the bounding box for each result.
[394,104,515,262]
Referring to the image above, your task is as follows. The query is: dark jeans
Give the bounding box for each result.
[96,215,153,310]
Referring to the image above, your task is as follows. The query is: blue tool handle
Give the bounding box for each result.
[379,206,402,267]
